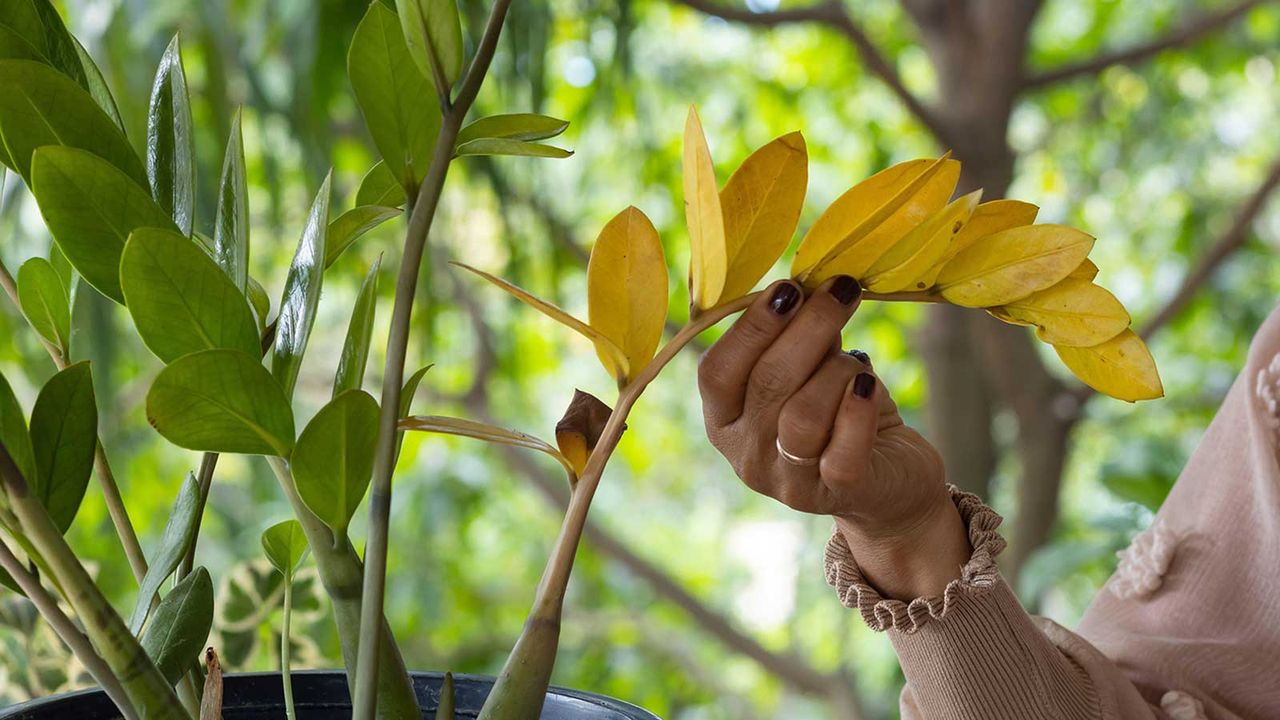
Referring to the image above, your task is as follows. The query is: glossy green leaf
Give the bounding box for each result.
[16,257,70,354]
[261,520,308,579]
[456,114,569,146]
[0,2,44,53]
[0,25,44,62]
[146,36,195,236]
[28,362,95,533]
[0,371,37,491]
[272,174,331,398]
[27,0,85,88]
[356,161,407,207]
[30,146,177,303]
[454,138,572,159]
[0,60,144,185]
[141,566,213,685]
[120,228,261,363]
[71,36,122,128]
[324,205,400,269]
[396,0,464,94]
[147,349,295,456]
[394,364,432,464]
[349,3,441,192]
[127,473,200,634]
[47,243,75,298]
[214,110,249,292]
[293,390,379,539]
[333,257,381,397]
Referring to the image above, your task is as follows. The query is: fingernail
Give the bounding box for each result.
[829,275,861,305]
[846,349,870,364]
[852,373,876,399]
[769,282,801,314]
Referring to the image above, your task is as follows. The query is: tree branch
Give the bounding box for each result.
[1023,0,1268,89]
[670,0,955,147]
[1138,157,1280,340]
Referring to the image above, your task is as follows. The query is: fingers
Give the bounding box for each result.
[743,276,862,425]
[776,351,866,460]
[698,280,803,429]
[820,370,881,488]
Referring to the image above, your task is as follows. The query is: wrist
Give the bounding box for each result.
[834,490,971,601]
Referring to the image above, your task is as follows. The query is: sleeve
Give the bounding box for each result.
[824,487,1159,720]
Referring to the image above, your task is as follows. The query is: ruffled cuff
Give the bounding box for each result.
[824,485,1007,634]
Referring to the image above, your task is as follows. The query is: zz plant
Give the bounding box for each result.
[0,2,1162,720]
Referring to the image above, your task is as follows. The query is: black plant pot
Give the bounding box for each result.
[0,671,661,719]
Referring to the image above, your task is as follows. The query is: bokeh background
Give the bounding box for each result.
[2,0,1279,717]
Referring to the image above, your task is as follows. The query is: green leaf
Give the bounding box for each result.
[146,35,195,236]
[454,138,572,159]
[127,473,200,635]
[355,161,406,208]
[348,3,440,192]
[292,390,379,539]
[0,25,44,62]
[214,110,249,293]
[261,520,308,578]
[28,362,95,533]
[147,349,295,456]
[141,566,213,685]
[395,364,432,465]
[333,257,381,397]
[71,36,122,128]
[0,2,44,53]
[247,276,271,332]
[30,146,177,303]
[396,0,464,94]
[16,257,70,354]
[27,0,86,89]
[120,228,261,363]
[0,371,37,492]
[438,672,455,720]
[48,242,76,298]
[456,114,569,145]
[324,205,400,269]
[0,59,144,185]
[272,174,331,399]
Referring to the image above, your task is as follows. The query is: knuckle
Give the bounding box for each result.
[779,407,829,444]
[749,361,794,402]
[733,308,782,347]
[696,350,730,392]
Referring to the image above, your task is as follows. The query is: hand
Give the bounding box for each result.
[698,278,970,598]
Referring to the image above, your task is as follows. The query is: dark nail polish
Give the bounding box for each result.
[829,275,861,305]
[846,349,871,364]
[769,282,801,314]
[852,373,876,399]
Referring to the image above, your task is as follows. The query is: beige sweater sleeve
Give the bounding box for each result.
[825,490,1157,720]
[825,303,1280,720]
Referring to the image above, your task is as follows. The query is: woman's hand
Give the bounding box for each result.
[698,277,971,599]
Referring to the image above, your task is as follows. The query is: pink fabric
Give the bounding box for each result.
[824,305,1280,718]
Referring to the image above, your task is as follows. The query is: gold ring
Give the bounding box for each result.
[776,437,820,467]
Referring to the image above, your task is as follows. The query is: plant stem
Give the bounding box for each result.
[0,256,149,583]
[0,538,138,719]
[0,444,185,718]
[265,457,419,718]
[477,293,758,719]
[352,1,514,717]
[282,573,296,720]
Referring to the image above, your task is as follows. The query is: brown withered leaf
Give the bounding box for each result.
[200,646,223,720]
[555,389,621,477]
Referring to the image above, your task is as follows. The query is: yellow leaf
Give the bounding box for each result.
[936,224,1094,307]
[684,106,727,310]
[919,199,1038,287]
[791,155,959,286]
[718,131,808,302]
[587,207,669,383]
[451,261,630,379]
[863,189,982,293]
[1068,258,1099,281]
[1055,329,1163,402]
[998,278,1130,346]
[987,307,1033,327]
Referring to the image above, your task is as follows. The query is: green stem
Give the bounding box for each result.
[0,255,149,583]
[265,457,418,718]
[477,293,758,719]
[0,538,138,719]
[282,574,296,720]
[352,1,515,717]
[0,444,186,719]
